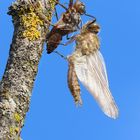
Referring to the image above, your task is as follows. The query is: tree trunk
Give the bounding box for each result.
[0,0,57,139]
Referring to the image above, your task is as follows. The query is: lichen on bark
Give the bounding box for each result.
[0,0,57,139]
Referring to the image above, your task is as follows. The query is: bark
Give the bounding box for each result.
[0,0,57,139]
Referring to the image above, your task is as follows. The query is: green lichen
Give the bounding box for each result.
[8,0,58,41]
[14,113,21,123]
[20,2,44,41]
[21,12,43,40]
[10,126,19,136]
[47,0,58,21]
[8,2,45,41]
[8,113,23,138]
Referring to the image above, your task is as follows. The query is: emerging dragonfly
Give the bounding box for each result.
[66,20,119,119]
[46,0,96,54]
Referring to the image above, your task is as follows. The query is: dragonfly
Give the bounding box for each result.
[65,20,119,119]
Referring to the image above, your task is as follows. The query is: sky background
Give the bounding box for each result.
[1,0,140,140]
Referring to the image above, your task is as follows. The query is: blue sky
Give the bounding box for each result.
[1,0,140,140]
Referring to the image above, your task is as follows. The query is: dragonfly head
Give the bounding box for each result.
[84,21,100,34]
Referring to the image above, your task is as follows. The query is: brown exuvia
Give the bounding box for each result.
[46,0,95,54]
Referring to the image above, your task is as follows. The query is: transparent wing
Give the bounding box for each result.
[74,50,119,119]
[96,51,109,86]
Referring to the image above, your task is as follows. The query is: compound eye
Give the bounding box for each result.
[79,5,86,14]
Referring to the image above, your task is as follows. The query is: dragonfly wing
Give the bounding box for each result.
[74,51,119,119]
[96,51,109,86]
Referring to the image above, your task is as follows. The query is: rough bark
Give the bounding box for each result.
[0,0,57,139]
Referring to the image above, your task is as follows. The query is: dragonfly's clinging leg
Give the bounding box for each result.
[80,21,83,29]
[84,13,96,22]
[65,35,77,46]
[54,7,59,21]
[48,35,76,46]
[54,51,67,60]
[46,40,66,46]
[66,34,71,40]
[56,1,68,10]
